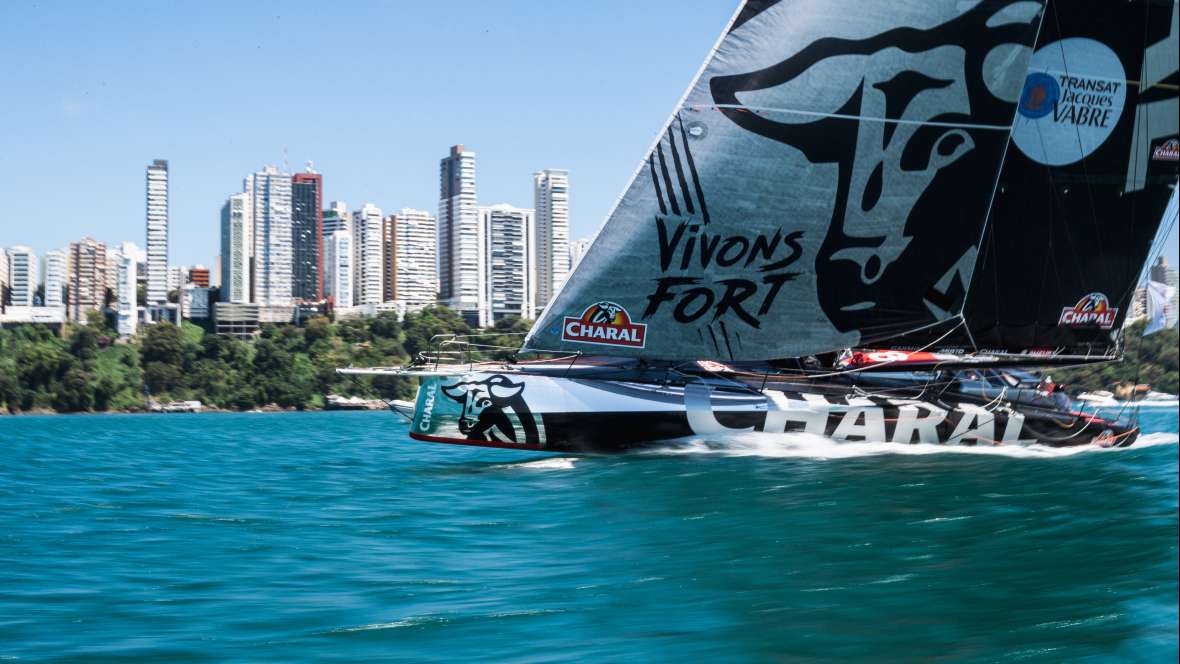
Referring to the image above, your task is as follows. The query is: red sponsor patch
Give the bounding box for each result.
[1059,293,1118,329]
[562,302,647,348]
[1152,138,1179,162]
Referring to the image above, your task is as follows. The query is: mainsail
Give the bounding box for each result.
[524,0,1044,361]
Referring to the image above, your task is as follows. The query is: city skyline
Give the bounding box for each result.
[0,1,737,266]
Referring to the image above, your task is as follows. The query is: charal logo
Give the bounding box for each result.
[562,302,647,348]
[1059,293,1119,329]
[440,375,540,445]
[1152,138,1179,162]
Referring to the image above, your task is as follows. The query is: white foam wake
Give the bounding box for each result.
[496,457,579,470]
[644,431,1179,460]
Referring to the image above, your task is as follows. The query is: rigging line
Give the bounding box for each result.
[962,1,1049,312]
[703,103,1015,131]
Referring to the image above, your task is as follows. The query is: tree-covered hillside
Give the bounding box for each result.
[0,307,530,414]
[1054,320,1179,396]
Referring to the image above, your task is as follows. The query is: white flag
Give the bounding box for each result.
[1144,280,1172,336]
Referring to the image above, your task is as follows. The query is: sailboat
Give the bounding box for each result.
[344,0,1179,453]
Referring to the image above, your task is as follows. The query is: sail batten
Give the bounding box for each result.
[525,0,1046,361]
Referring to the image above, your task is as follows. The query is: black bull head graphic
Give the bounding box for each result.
[440,375,540,445]
[588,302,623,324]
[709,2,1036,337]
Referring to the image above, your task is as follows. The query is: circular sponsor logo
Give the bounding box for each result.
[1011,38,1126,166]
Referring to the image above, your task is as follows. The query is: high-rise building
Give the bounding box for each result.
[67,238,107,321]
[246,165,293,306]
[43,249,68,310]
[188,266,210,288]
[389,208,438,310]
[382,215,396,303]
[323,201,349,236]
[480,204,534,321]
[5,246,36,308]
[116,241,139,337]
[210,255,221,290]
[324,230,354,309]
[145,159,169,306]
[291,169,324,301]
[1150,256,1179,328]
[352,204,384,305]
[569,237,592,270]
[167,264,184,294]
[533,168,570,313]
[439,144,486,326]
[220,192,252,304]
[0,247,7,310]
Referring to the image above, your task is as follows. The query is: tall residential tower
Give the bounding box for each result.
[220,192,251,304]
[480,204,534,321]
[145,159,169,307]
[438,145,486,326]
[291,169,323,301]
[389,208,438,310]
[246,165,293,306]
[533,168,570,313]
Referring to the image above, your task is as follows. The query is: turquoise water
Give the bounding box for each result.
[1,410,1176,662]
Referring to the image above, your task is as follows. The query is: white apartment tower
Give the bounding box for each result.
[220,192,252,304]
[6,246,36,308]
[0,248,7,308]
[145,159,169,305]
[246,165,293,306]
[439,145,487,327]
[324,230,354,309]
[352,203,384,306]
[480,204,534,321]
[569,237,592,270]
[116,241,139,337]
[390,208,438,310]
[43,249,68,311]
[533,168,570,313]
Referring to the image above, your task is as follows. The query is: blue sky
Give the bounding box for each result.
[0,0,1176,269]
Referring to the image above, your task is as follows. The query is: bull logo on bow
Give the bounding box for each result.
[440,375,540,445]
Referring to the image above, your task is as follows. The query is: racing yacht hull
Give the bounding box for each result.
[405,372,1137,453]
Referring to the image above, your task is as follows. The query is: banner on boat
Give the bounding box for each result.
[412,375,546,448]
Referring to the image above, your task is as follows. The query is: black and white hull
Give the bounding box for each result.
[406,371,1137,454]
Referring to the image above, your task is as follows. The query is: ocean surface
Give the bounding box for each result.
[1,408,1176,662]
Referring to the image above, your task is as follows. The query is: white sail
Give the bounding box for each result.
[523,0,1044,361]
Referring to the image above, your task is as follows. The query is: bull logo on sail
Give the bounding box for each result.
[1058,293,1119,329]
[563,302,647,348]
[709,1,1040,338]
